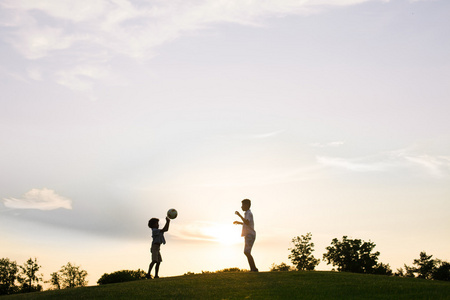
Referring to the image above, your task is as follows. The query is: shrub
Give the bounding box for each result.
[97,269,146,285]
[270,262,295,272]
[372,263,393,276]
[215,268,246,273]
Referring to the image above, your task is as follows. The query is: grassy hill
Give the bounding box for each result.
[4,271,450,299]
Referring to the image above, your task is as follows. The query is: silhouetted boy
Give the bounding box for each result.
[234,199,258,272]
[147,217,170,279]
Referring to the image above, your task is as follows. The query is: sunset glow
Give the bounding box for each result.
[1,0,449,285]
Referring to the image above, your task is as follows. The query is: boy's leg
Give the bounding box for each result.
[147,261,156,278]
[148,244,161,278]
[245,253,257,272]
[154,262,160,278]
[244,234,258,272]
[153,244,162,278]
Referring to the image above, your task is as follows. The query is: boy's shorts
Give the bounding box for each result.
[244,234,256,254]
[151,243,162,263]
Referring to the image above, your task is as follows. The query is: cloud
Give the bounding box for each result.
[310,141,345,148]
[3,188,73,210]
[190,165,323,188]
[317,146,450,177]
[403,155,450,178]
[248,130,286,139]
[55,64,113,92]
[1,0,374,91]
[316,155,393,172]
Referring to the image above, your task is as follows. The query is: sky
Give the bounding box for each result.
[1,0,450,286]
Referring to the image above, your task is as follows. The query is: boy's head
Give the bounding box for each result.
[241,199,251,211]
[148,218,159,229]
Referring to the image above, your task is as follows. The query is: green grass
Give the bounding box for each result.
[3,271,450,299]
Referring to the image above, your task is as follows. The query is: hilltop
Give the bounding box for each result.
[4,271,450,299]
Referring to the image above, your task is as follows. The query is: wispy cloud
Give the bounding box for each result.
[310,141,344,148]
[3,188,73,210]
[402,154,450,178]
[191,165,322,188]
[55,64,113,92]
[1,0,374,91]
[317,155,393,172]
[317,146,450,178]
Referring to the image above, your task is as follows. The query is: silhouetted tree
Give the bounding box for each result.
[372,262,393,276]
[49,272,61,290]
[18,258,42,293]
[323,236,380,274]
[403,264,416,278]
[432,260,450,281]
[413,252,435,280]
[0,258,19,295]
[288,233,320,271]
[394,268,404,277]
[53,262,88,289]
[270,262,295,272]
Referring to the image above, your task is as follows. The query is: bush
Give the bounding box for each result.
[215,268,246,273]
[270,262,295,272]
[372,263,393,276]
[185,268,247,275]
[183,272,196,276]
[97,269,146,285]
[432,261,450,281]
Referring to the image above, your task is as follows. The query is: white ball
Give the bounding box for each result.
[167,208,178,219]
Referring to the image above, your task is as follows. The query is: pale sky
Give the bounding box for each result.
[1,0,449,285]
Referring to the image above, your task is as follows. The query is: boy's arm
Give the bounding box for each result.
[235,211,249,225]
[161,217,170,232]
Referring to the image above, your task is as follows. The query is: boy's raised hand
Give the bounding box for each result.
[235,211,242,217]
[233,221,242,225]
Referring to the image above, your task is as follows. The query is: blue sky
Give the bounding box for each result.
[1,0,449,284]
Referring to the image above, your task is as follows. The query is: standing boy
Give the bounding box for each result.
[147,216,170,279]
[234,198,258,272]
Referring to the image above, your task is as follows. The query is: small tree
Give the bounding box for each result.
[323,236,380,274]
[0,258,19,295]
[413,252,435,280]
[54,262,88,289]
[49,272,61,290]
[288,233,320,271]
[18,258,42,293]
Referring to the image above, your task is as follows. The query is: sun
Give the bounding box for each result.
[202,223,242,245]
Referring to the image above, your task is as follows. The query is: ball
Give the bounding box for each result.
[167,208,178,219]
